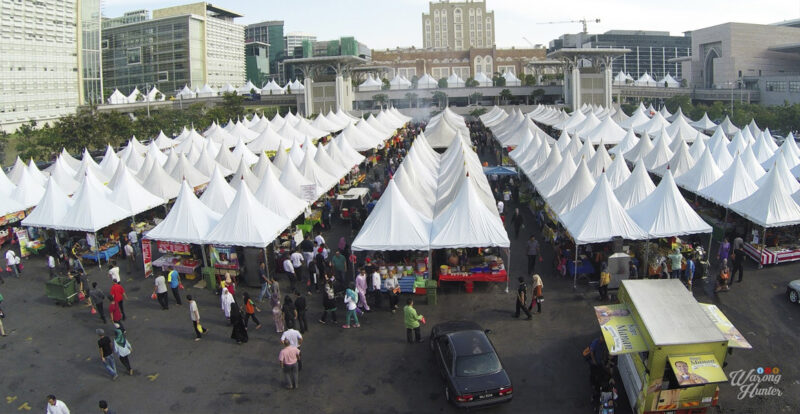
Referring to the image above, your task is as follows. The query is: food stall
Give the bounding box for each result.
[743,226,800,266]
[594,279,751,414]
[151,240,201,279]
[436,250,507,293]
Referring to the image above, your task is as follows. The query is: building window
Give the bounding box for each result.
[484,56,493,74]
[126,47,141,65]
[454,8,462,23]
[766,81,786,92]
[474,56,483,74]
[498,65,515,75]
[157,71,168,81]
[790,81,800,92]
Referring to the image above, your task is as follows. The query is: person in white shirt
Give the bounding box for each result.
[47,254,56,277]
[5,249,20,278]
[384,272,400,312]
[280,327,303,348]
[497,200,505,215]
[46,395,70,414]
[283,256,297,293]
[314,232,326,248]
[123,242,135,274]
[153,273,169,310]
[371,270,382,309]
[107,260,121,283]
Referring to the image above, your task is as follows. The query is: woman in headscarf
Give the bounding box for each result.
[272,295,285,333]
[355,269,370,312]
[319,278,338,324]
[282,295,297,330]
[220,287,234,323]
[530,274,544,314]
[224,273,235,295]
[113,323,134,375]
[229,302,248,344]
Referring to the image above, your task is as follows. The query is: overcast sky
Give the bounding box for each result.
[103,0,800,49]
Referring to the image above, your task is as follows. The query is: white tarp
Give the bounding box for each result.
[199,166,237,214]
[352,179,432,251]
[146,181,222,244]
[627,170,712,237]
[20,178,73,229]
[204,184,290,248]
[60,174,131,232]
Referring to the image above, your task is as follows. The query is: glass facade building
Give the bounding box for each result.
[245,21,284,80]
[80,0,103,105]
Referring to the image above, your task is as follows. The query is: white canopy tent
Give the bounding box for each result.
[352,179,432,251]
[145,182,222,244]
[627,170,712,238]
[199,166,237,214]
[204,184,291,248]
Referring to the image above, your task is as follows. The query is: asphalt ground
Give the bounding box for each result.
[0,144,798,413]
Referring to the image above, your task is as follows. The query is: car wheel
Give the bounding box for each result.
[789,289,799,304]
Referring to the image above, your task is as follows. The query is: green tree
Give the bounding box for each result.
[530,89,545,104]
[404,92,419,108]
[499,89,513,104]
[372,93,388,109]
[431,91,448,107]
[664,95,692,114]
[492,73,506,87]
[437,78,448,88]
[469,92,483,105]
[469,107,488,118]
[523,74,537,86]
[0,130,8,163]
[381,78,390,91]
[465,77,479,88]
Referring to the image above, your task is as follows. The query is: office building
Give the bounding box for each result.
[102,9,149,29]
[0,0,102,132]
[245,21,285,80]
[679,21,800,105]
[422,0,495,50]
[245,42,270,87]
[550,30,691,81]
[103,2,245,96]
[312,37,371,59]
[285,32,317,59]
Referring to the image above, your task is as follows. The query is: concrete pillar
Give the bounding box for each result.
[334,73,344,111]
[604,64,613,109]
[571,65,581,110]
[303,77,313,116]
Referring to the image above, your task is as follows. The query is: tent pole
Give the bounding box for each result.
[263,246,270,279]
[200,244,209,268]
[759,227,767,269]
[94,232,101,268]
[427,249,433,280]
[573,245,578,290]
[707,233,713,264]
[644,238,650,278]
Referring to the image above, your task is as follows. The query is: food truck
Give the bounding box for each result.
[594,279,751,413]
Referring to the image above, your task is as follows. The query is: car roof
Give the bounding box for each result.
[434,320,483,335]
[448,330,494,356]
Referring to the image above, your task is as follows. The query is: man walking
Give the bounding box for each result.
[282,255,297,293]
[108,296,124,333]
[527,236,539,275]
[293,291,308,333]
[88,282,107,323]
[127,228,140,257]
[404,298,424,343]
[511,208,524,239]
[5,248,21,278]
[107,261,120,283]
[371,267,382,309]
[331,250,346,287]
[257,261,271,303]
[290,248,305,292]
[514,277,532,320]
[278,340,301,390]
[46,395,70,414]
[109,280,127,321]
[153,272,169,310]
[167,268,182,305]
[187,295,207,341]
[97,329,118,380]
[731,245,745,283]
[123,240,135,274]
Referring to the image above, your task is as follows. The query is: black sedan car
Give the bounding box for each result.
[430,321,513,408]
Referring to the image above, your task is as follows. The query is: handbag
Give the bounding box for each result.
[116,340,132,357]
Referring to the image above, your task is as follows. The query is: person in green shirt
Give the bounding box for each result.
[331,250,347,286]
[404,298,424,344]
[668,249,684,280]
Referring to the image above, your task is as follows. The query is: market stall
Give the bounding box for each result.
[594,279,750,414]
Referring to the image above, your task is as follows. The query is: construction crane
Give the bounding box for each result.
[537,18,601,34]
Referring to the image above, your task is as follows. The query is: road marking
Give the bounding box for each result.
[147,373,159,381]
[17,402,31,411]
[232,393,241,399]
[6,396,17,403]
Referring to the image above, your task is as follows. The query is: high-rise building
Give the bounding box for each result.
[422,0,495,50]
[0,0,102,131]
[245,42,270,87]
[284,32,317,59]
[102,9,149,29]
[245,21,285,79]
[103,2,245,96]
[549,30,692,81]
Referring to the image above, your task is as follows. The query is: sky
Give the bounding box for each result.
[103,0,800,49]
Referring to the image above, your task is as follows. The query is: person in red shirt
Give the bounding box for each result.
[109,281,127,321]
[108,297,125,332]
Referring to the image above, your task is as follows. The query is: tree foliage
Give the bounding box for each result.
[499,89,513,104]
[431,91,448,107]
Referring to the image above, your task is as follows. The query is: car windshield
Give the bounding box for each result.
[455,352,502,377]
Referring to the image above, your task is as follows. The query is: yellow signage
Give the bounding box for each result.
[699,303,752,349]
[668,354,727,386]
[594,304,648,355]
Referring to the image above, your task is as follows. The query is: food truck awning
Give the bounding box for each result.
[622,279,727,346]
[594,304,648,355]
[667,354,728,386]
[698,303,753,349]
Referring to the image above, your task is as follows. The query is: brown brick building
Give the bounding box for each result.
[370,46,547,82]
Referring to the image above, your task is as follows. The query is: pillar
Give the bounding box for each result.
[604,64,613,109]
[334,73,344,112]
[569,64,581,110]
[303,76,313,116]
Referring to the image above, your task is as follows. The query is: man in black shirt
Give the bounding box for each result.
[294,291,308,334]
[97,329,118,380]
[514,277,532,320]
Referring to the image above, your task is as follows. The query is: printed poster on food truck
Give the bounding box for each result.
[668,355,728,386]
[699,303,752,349]
[594,304,648,355]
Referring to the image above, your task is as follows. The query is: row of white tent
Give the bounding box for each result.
[357,70,522,92]
[613,71,680,88]
[1,109,412,246]
[483,105,800,245]
[107,79,306,104]
[352,110,509,251]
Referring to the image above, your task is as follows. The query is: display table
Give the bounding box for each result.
[152,255,201,275]
[567,259,595,277]
[438,269,508,284]
[82,245,120,263]
[743,242,800,266]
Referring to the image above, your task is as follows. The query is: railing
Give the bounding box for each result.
[614,85,759,102]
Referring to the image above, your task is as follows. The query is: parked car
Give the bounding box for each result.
[336,187,370,220]
[787,279,800,304]
[429,321,513,408]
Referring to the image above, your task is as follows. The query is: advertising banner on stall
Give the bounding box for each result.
[156,241,191,255]
[594,304,648,355]
[142,239,153,278]
[210,245,239,270]
[699,303,752,349]
[668,354,728,386]
[14,228,30,257]
[0,211,26,226]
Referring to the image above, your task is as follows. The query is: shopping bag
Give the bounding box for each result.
[196,323,204,333]
[179,283,184,290]
[420,316,426,325]
[78,291,86,301]
[91,306,97,315]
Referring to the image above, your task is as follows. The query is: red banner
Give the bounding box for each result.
[142,239,153,278]
[156,240,191,255]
